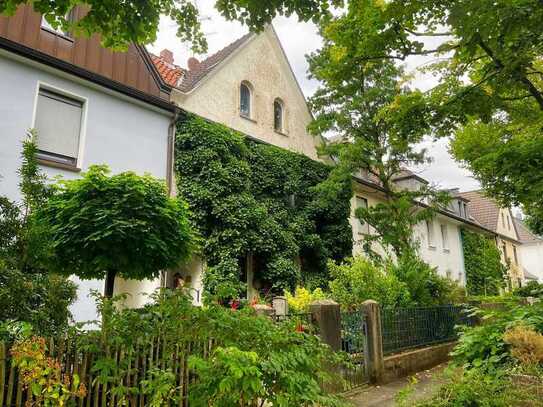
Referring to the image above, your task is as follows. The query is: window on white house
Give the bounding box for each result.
[457,201,463,217]
[507,215,511,230]
[41,10,75,37]
[463,203,468,218]
[501,212,506,228]
[440,224,449,250]
[356,196,369,234]
[513,245,518,264]
[502,243,508,261]
[426,220,436,247]
[34,88,83,167]
[274,98,284,132]
[240,82,251,118]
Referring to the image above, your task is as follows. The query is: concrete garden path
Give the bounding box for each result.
[345,363,449,407]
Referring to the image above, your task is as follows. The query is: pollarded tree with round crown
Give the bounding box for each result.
[36,165,193,297]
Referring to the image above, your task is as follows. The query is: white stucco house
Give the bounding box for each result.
[514,218,543,283]
[0,5,178,321]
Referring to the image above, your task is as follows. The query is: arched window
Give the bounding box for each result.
[274,98,283,132]
[240,82,251,117]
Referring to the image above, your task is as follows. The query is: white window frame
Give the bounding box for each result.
[273,98,285,134]
[440,224,449,252]
[239,81,253,120]
[31,81,88,170]
[355,196,370,235]
[426,220,436,249]
[40,10,75,40]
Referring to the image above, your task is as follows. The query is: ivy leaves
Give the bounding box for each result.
[175,116,351,299]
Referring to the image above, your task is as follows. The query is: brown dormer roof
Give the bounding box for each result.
[514,218,541,243]
[458,190,500,231]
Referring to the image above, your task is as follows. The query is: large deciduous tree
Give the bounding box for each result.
[0,0,342,52]
[318,0,543,234]
[307,3,447,258]
[35,165,194,297]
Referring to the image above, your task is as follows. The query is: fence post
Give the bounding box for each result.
[310,300,341,352]
[362,300,384,384]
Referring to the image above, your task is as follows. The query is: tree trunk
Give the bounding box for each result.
[104,270,116,298]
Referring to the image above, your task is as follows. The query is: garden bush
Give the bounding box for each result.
[328,256,411,309]
[52,289,348,407]
[514,280,543,298]
[451,302,543,372]
[0,134,77,338]
[284,286,327,312]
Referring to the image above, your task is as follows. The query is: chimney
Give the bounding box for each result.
[187,57,200,71]
[160,49,174,64]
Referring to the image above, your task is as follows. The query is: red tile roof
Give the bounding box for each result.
[150,54,184,87]
[150,33,253,92]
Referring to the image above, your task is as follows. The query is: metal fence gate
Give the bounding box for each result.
[340,307,369,388]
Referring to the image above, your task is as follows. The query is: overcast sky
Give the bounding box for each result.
[148,0,480,192]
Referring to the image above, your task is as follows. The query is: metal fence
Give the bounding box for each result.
[340,308,368,388]
[380,304,476,355]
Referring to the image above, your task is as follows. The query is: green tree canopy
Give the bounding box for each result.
[1,0,342,52]
[313,0,543,234]
[307,2,448,258]
[35,165,194,297]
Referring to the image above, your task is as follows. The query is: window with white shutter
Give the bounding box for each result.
[34,88,83,167]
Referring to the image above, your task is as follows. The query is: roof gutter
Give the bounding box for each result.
[0,36,176,112]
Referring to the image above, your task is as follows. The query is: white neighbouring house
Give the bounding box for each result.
[349,171,495,286]
[0,5,178,321]
[513,218,543,283]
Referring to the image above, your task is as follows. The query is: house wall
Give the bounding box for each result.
[518,242,543,283]
[0,52,172,322]
[171,26,321,160]
[351,184,466,284]
[496,236,524,287]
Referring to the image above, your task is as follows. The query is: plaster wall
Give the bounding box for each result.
[351,184,466,284]
[171,27,321,160]
[0,52,172,322]
[518,242,543,283]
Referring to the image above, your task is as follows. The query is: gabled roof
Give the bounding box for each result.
[514,217,542,243]
[458,190,501,231]
[152,33,254,93]
[150,54,185,87]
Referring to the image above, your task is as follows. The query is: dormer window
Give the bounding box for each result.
[41,10,75,38]
[274,98,284,133]
[240,82,252,118]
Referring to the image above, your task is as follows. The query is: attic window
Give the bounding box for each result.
[274,98,284,133]
[41,9,75,38]
[240,82,252,118]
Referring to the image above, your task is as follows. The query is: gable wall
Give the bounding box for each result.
[171,27,321,160]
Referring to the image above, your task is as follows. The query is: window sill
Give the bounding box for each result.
[428,245,436,251]
[40,27,75,43]
[37,157,81,172]
[240,114,257,123]
[274,129,288,137]
[443,248,450,253]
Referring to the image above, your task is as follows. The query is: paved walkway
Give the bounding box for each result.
[346,364,449,407]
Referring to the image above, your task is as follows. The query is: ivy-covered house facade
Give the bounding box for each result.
[150,27,499,302]
[151,26,352,304]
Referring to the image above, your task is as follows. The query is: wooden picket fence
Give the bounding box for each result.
[0,337,214,407]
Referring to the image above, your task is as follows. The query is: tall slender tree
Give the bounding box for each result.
[308,3,448,258]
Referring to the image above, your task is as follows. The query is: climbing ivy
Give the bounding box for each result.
[462,230,507,296]
[175,115,352,300]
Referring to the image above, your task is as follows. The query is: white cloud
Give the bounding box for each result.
[148,3,480,192]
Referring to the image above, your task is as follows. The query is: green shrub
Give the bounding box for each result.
[451,302,543,372]
[414,368,543,407]
[78,289,347,406]
[285,286,327,312]
[328,256,412,309]
[514,280,543,298]
[390,253,466,305]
